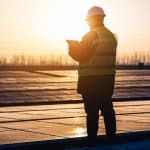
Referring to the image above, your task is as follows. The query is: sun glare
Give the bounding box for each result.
[33,1,89,44]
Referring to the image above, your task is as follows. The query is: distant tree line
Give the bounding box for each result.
[0,51,150,66]
[0,54,77,66]
[116,51,150,65]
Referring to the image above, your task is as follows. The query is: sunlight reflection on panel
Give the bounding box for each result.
[73,127,86,137]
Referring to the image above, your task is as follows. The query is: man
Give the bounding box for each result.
[67,6,117,144]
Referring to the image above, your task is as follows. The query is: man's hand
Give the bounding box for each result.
[66,40,81,62]
[66,40,79,51]
[66,40,79,45]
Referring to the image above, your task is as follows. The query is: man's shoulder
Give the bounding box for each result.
[82,31,99,42]
[104,26,117,38]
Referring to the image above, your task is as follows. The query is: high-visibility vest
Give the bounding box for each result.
[78,25,117,77]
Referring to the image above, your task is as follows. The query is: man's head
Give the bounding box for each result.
[86,6,105,28]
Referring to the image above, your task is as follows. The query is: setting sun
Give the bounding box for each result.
[33,1,88,44]
[34,3,89,41]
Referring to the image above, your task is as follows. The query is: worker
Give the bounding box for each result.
[67,6,117,145]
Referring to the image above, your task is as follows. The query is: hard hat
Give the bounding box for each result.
[87,6,106,18]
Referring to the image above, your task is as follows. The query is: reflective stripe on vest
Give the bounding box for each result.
[78,25,117,77]
[78,67,116,76]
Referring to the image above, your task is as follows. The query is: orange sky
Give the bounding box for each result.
[0,0,150,57]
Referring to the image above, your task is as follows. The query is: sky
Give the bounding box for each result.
[0,0,150,57]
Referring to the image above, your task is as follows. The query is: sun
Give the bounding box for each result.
[33,2,89,43]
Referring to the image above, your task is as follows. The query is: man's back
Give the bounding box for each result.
[78,24,117,96]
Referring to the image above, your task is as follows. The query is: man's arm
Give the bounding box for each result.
[79,31,99,62]
[67,31,99,62]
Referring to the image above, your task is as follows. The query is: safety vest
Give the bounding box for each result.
[78,25,117,77]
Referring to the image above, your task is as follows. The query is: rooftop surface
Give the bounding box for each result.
[0,101,150,145]
[0,70,150,105]
[0,70,149,149]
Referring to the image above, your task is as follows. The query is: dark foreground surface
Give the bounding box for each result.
[0,131,150,150]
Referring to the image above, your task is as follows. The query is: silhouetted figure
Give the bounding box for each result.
[67,6,117,145]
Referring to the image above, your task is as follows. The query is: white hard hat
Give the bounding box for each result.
[87,6,106,18]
